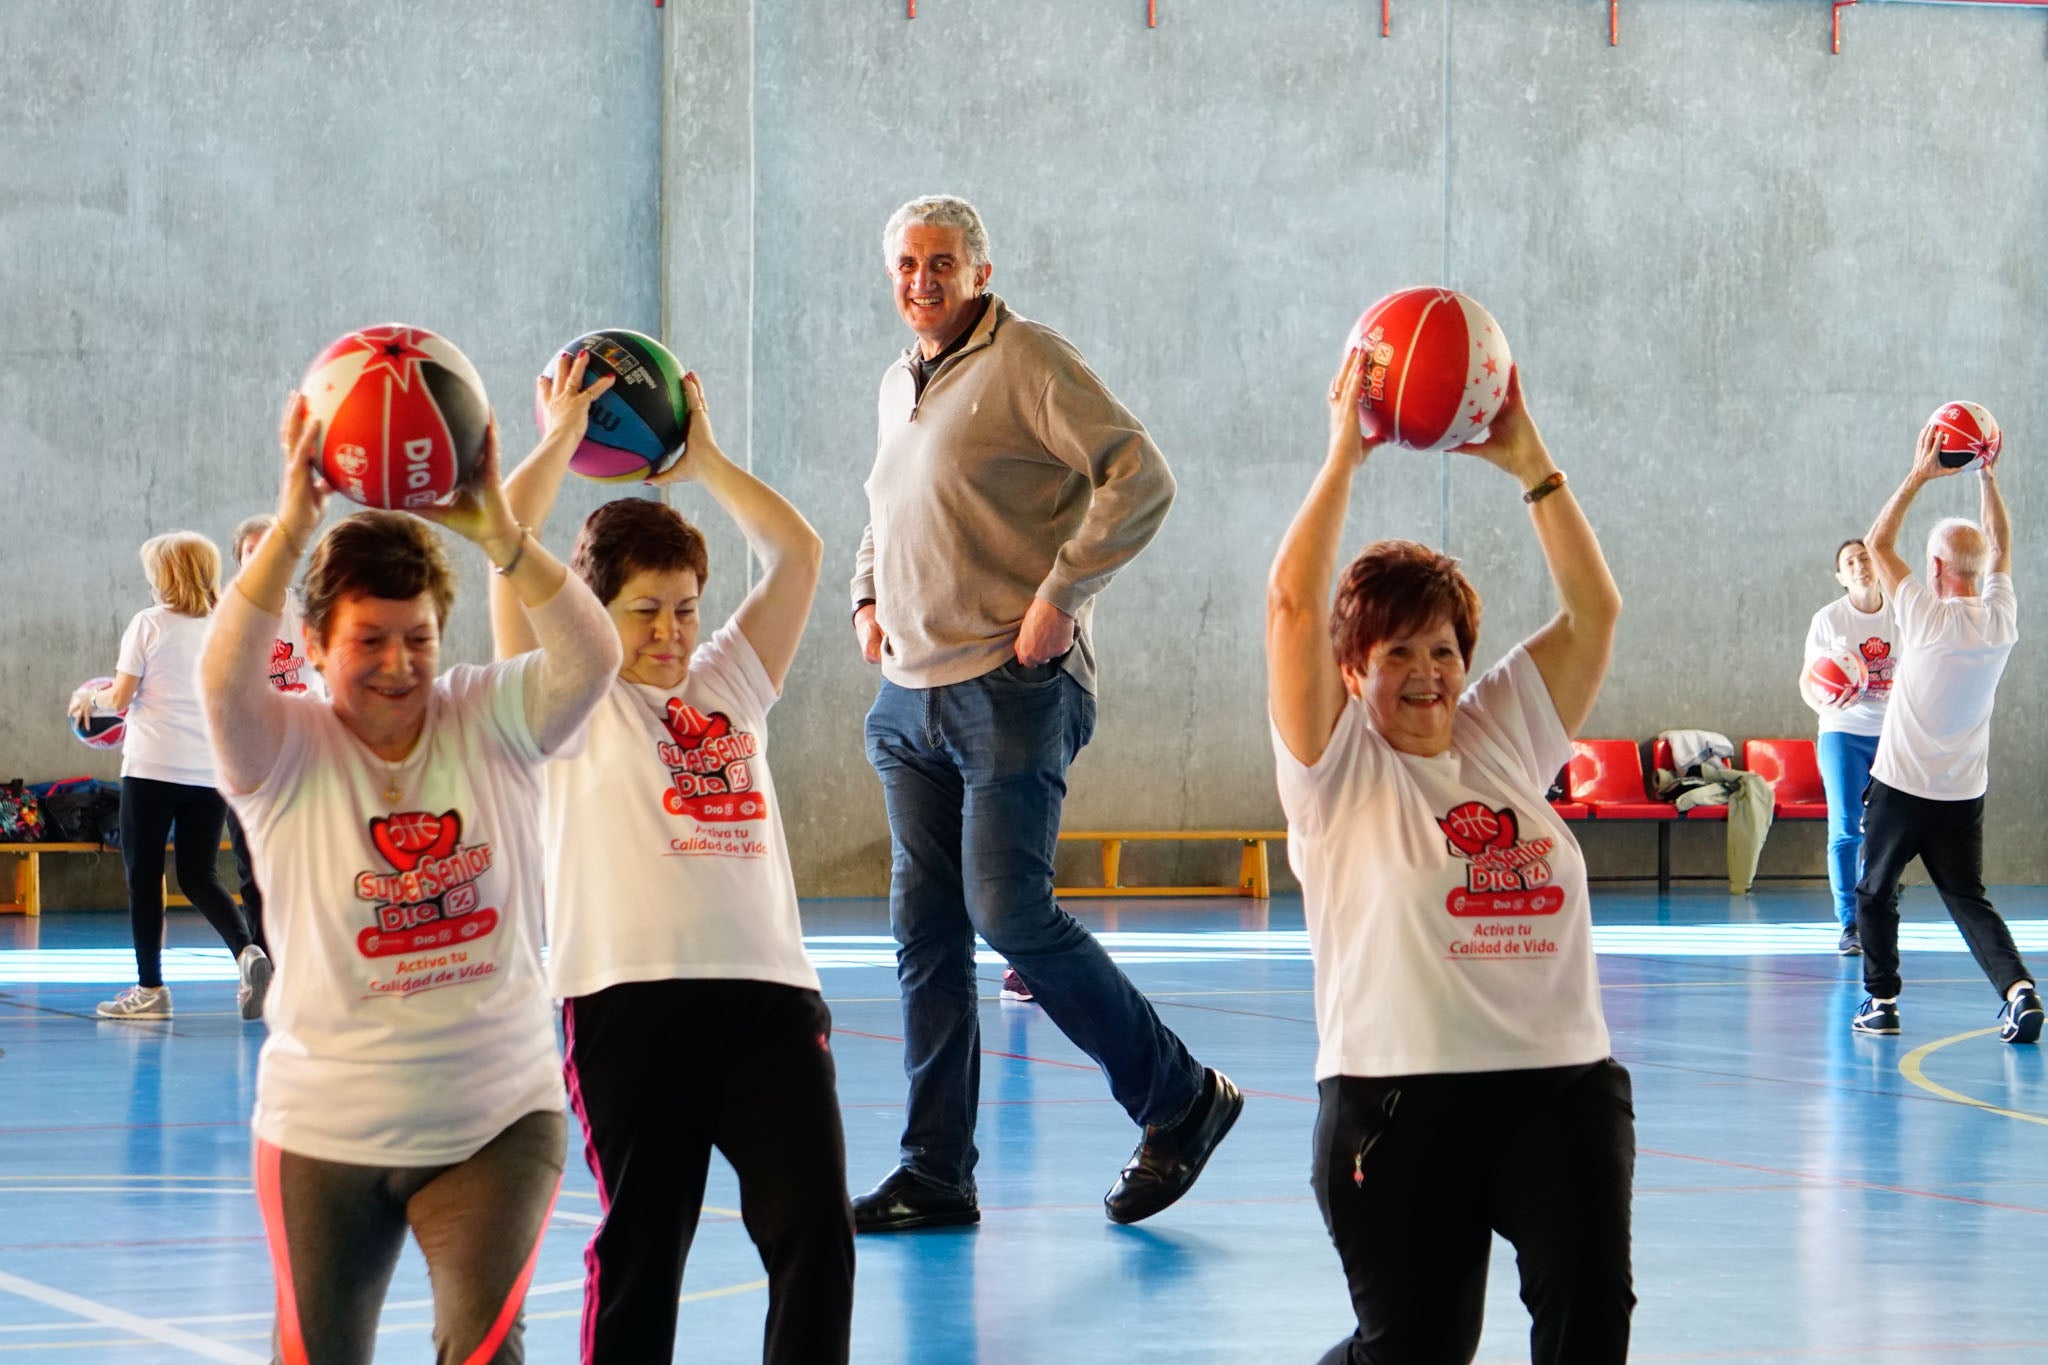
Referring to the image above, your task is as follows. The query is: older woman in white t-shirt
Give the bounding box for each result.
[490,358,852,1364]
[200,390,620,1365]
[72,532,264,1021]
[1266,355,1633,1365]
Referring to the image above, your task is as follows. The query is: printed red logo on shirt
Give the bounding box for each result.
[1436,801,1565,917]
[269,637,311,694]
[352,809,501,960]
[1859,637,1895,697]
[656,700,767,822]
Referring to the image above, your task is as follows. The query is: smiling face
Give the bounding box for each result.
[608,566,701,692]
[306,592,440,755]
[890,222,992,357]
[1345,615,1468,758]
[1835,541,1875,595]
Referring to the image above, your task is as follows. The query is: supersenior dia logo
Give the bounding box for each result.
[354,809,499,958]
[1435,801,1565,917]
[657,699,767,822]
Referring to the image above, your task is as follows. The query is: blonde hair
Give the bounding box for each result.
[139,532,222,617]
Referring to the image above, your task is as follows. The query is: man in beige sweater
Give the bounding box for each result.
[850,195,1241,1232]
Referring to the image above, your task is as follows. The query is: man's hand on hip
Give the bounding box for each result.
[854,603,887,665]
[1016,598,1076,668]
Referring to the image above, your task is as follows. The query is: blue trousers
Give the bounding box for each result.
[864,662,1205,1193]
[1816,730,1880,929]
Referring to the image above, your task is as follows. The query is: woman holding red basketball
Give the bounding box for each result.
[200,383,619,1365]
[1266,350,1634,1364]
[489,357,853,1365]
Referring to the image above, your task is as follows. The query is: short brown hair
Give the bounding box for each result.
[1330,539,1482,675]
[302,511,456,646]
[140,533,222,617]
[570,497,709,606]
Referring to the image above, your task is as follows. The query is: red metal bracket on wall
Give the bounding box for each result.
[1383,0,1391,36]
[1611,0,1621,44]
[1149,0,1158,26]
[1835,0,2048,55]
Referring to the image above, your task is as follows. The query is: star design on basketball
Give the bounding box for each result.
[1482,356,1499,377]
[344,326,435,392]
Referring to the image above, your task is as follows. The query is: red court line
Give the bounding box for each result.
[1641,1146,2048,1217]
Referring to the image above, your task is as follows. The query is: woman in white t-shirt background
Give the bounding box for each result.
[1266,354,1633,1365]
[70,531,266,1022]
[1800,538,1895,957]
[200,389,620,1365]
[491,357,853,1364]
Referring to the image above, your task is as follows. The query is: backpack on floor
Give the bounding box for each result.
[0,780,47,842]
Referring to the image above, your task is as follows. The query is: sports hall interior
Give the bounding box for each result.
[3,3,2045,1362]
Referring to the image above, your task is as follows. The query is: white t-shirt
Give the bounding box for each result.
[1803,596,1897,738]
[266,595,324,699]
[1273,645,1612,1081]
[226,655,563,1167]
[543,622,820,1001]
[115,606,217,787]
[1871,573,2017,802]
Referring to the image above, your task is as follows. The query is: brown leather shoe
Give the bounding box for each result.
[1103,1069,1243,1225]
[852,1166,980,1233]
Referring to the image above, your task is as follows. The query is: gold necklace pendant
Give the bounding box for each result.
[384,781,404,807]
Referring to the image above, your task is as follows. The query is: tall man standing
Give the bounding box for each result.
[1850,423,2042,1044]
[851,195,1241,1230]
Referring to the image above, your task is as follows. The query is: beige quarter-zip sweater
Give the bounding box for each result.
[851,294,1175,694]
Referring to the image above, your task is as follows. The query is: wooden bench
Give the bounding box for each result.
[1,841,239,917]
[1056,829,1286,899]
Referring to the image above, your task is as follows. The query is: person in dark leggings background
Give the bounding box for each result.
[74,531,266,1021]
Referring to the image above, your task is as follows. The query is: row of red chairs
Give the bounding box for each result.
[1555,737,1829,890]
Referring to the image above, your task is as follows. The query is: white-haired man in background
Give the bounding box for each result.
[1851,422,2040,1044]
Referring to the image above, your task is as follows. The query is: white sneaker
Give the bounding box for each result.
[97,984,172,1019]
[237,946,273,1022]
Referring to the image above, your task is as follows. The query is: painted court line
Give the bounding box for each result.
[1899,1026,2048,1127]
[0,1269,263,1363]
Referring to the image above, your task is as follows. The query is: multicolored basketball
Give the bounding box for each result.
[1346,288,1514,452]
[1927,401,2001,473]
[70,677,126,750]
[1802,648,1868,709]
[537,329,689,483]
[299,324,490,510]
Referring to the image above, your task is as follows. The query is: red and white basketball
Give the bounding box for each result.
[1926,401,2001,473]
[1345,288,1513,452]
[299,324,490,510]
[1803,648,1868,708]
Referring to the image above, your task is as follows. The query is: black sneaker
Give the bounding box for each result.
[1103,1068,1243,1225]
[1837,925,1861,957]
[1851,996,1900,1036]
[1998,988,2044,1045]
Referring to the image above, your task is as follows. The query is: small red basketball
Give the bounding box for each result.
[70,676,126,750]
[300,324,490,510]
[1346,288,1513,451]
[1926,401,2001,473]
[1803,648,1868,708]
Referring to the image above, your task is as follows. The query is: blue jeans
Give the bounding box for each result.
[864,662,1205,1193]
[1816,731,1880,928]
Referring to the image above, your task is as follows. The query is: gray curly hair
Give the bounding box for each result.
[882,195,991,270]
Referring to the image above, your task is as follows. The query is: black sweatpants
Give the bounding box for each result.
[1310,1059,1636,1365]
[118,775,251,987]
[226,806,268,956]
[1855,777,2034,1001]
[562,978,855,1365]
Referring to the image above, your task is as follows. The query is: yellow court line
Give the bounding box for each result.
[1899,1026,2048,1128]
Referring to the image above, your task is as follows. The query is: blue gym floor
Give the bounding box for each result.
[3,888,2046,1363]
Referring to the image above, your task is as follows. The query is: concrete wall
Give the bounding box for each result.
[5,0,2044,901]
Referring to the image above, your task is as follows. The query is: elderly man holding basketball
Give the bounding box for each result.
[848,194,1241,1232]
[1849,422,2041,1044]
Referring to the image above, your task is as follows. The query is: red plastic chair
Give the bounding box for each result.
[1741,739,1831,820]
[1568,740,1680,819]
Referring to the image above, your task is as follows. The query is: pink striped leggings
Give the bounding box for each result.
[254,1111,565,1365]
